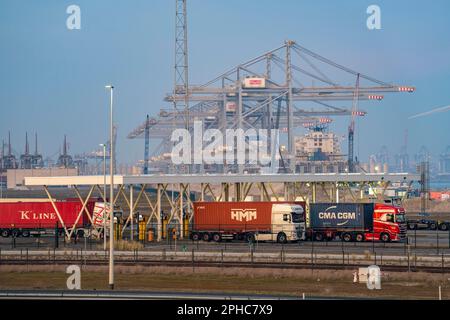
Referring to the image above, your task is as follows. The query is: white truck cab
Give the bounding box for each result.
[255,203,305,242]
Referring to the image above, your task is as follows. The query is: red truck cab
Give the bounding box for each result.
[364,203,407,242]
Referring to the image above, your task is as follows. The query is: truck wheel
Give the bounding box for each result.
[76,230,85,238]
[355,233,364,242]
[191,233,200,241]
[1,230,10,238]
[212,233,222,242]
[342,233,352,242]
[314,232,324,242]
[246,233,255,243]
[202,233,211,242]
[380,233,390,243]
[21,230,31,238]
[277,232,287,244]
[439,223,448,231]
[11,229,20,237]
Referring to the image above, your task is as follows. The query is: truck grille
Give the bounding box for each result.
[399,224,407,238]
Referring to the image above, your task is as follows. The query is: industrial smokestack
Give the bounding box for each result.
[25,132,29,155]
[8,131,11,156]
[63,135,67,156]
[35,133,38,156]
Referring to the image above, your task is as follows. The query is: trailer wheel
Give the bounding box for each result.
[76,229,85,238]
[21,230,31,238]
[212,233,222,242]
[277,232,287,244]
[380,233,390,243]
[11,229,20,238]
[202,233,211,242]
[439,223,448,231]
[1,230,10,238]
[245,233,255,243]
[342,233,352,242]
[355,233,364,242]
[191,233,200,241]
[314,232,324,242]
[407,223,416,230]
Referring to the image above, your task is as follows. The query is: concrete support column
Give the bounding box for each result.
[130,185,134,241]
[235,183,241,202]
[335,182,339,203]
[260,183,265,201]
[157,184,162,242]
[179,184,184,240]
[312,184,316,203]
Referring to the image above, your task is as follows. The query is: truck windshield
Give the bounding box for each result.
[395,214,406,223]
[292,212,304,223]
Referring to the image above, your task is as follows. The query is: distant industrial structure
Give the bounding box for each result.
[0,133,80,190]
[1,132,18,170]
[438,146,450,181]
[0,126,122,188]
[294,121,346,173]
[56,135,74,168]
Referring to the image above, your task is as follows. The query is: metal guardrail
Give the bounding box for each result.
[0,290,299,300]
[1,249,449,273]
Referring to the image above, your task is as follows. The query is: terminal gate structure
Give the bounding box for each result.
[25,173,420,241]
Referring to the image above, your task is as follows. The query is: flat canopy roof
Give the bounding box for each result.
[25,173,421,186]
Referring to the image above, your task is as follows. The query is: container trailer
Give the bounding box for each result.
[192,201,305,243]
[307,202,407,242]
[0,199,99,237]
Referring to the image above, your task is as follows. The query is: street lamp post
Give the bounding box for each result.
[99,143,107,251]
[105,84,115,290]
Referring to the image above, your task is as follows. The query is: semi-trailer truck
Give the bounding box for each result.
[192,201,306,243]
[0,199,99,238]
[307,202,407,242]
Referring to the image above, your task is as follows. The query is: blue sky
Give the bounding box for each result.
[1,0,449,164]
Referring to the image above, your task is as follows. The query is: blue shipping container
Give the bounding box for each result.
[309,203,374,230]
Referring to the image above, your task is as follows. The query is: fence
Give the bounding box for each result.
[0,247,449,275]
[1,222,450,255]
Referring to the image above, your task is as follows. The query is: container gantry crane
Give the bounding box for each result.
[128,0,415,174]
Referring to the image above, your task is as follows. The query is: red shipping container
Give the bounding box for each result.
[0,200,95,229]
[193,201,305,233]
